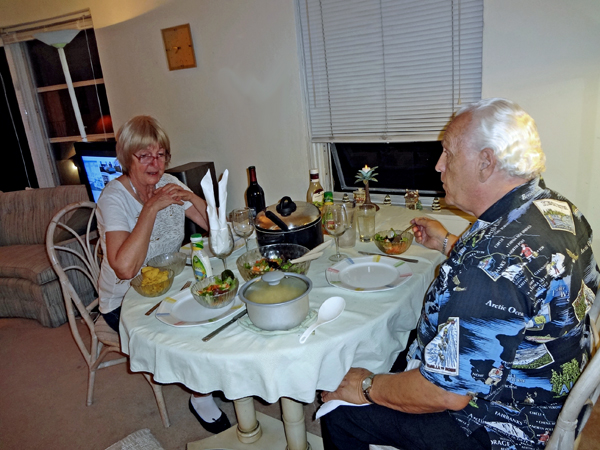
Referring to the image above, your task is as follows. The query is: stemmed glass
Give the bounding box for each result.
[322,203,349,262]
[232,207,254,251]
[209,225,235,270]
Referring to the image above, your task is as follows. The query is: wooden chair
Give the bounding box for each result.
[370,291,600,450]
[46,201,170,427]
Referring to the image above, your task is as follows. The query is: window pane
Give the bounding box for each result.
[332,142,444,196]
[27,29,103,87]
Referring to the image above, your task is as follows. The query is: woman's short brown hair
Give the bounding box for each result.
[116,115,171,174]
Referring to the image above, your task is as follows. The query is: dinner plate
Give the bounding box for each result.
[325,255,412,292]
[155,288,245,327]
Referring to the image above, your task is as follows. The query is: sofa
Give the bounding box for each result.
[0,185,96,327]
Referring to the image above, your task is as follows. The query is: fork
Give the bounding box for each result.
[144,280,192,316]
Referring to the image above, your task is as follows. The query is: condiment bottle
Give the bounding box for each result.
[307,169,325,211]
[190,234,212,281]
[322,191,335,235]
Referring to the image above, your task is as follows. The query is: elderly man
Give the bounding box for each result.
[321,98,599,450]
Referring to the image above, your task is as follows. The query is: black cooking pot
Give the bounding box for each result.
[255,197,324,250]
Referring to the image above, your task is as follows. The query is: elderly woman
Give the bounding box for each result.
[96,115,230,434]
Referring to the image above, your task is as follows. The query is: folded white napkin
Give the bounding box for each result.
[201,170,230,253]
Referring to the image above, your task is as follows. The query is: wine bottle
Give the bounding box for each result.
[306,169,325,211]
[245,166,266,218]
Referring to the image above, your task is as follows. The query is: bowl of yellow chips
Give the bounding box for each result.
[130,266,175,297]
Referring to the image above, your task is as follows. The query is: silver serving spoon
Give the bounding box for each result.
[299,296,345,344]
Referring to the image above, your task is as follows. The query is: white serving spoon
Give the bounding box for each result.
[299,296,346,344]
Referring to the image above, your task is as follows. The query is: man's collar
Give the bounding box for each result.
[478,177,542,223]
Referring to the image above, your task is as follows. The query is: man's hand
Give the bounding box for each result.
[411,217,451,253]
[321,368,372,405]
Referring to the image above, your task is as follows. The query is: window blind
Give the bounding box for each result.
[296,0,483,142]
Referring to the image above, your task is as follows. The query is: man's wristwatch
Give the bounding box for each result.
[361,373,377,404]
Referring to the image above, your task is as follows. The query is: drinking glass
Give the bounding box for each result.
[356,204,377,242]
[322,203,349,262]
[209,226,235,270]
[232,207,254,251]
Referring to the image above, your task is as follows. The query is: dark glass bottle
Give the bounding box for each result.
[245,166,266,218]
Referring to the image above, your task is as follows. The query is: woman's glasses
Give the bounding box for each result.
[133,151,168,165]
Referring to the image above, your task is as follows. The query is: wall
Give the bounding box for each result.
[1,0,599,253]
[0,0,312,211]
[482,0,600,256]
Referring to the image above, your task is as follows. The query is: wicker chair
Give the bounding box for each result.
[46,201,170,427]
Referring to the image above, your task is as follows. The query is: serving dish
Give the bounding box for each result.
[325,255,412,292]
[236,243,311,281]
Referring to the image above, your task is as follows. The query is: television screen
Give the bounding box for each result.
[73,142,119,202]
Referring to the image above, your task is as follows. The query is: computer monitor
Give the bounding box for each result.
[73,141,119,202]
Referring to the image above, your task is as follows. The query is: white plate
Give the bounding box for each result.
[325,255,412,292]
[155,288,245,327]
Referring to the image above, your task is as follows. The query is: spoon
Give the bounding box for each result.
[299,296,346,344]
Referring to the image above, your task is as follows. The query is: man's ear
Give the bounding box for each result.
[478,148,496,182]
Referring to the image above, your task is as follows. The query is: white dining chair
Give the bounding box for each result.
[370,291,600,450]
[46,201,170,427]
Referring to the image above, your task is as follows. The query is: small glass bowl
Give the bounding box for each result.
[191,276,239,309]
[146,252,187,276]
[373,230,414,255]
[130,268,175,297]
[236,244,311,282]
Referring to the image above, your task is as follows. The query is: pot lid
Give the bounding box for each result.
[255,197,321,231]
[243,271,309,304]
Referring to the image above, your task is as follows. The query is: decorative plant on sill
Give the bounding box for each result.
[355,165,380,210]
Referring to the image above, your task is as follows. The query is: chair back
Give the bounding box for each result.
[546,290,600,450]
[46,201,102,367]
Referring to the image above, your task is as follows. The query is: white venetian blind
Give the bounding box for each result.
[297,0,483,142]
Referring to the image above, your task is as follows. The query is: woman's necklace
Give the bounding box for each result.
[129,178,143,203]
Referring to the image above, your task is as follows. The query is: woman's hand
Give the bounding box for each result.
[411,217,453,254]
[144,183,184,212]
[321,367,372,405]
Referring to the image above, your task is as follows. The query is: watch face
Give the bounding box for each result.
[362,375,373,390]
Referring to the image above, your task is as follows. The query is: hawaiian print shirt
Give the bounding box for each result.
[407,177,599,450]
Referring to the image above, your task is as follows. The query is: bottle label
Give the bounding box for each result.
[311,190,324,208]
[192,255,207,281]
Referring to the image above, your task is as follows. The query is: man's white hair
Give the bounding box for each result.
[457,98,546,179]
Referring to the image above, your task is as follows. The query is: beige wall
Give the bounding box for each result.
[2,0,599,253]
[483,0,600,256]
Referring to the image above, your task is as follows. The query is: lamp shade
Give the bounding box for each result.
[33,29,80,48]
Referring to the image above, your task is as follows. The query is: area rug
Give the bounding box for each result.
[104,428,164,450]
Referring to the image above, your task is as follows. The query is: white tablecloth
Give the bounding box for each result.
[119,206,468,403]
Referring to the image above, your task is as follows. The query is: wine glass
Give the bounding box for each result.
[209,225,235,270]
[232,207,254,251]
[322,203,349,262]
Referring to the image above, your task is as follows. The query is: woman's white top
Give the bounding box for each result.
[96,174,192,313]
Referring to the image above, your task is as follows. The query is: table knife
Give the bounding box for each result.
[145,280,192,316]
[202,310,248,342]
[357,251,419,263]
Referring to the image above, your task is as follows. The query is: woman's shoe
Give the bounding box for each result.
[188,399,231,434]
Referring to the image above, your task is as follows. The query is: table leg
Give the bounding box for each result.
[281,397,311,450]
[233,397,262,444]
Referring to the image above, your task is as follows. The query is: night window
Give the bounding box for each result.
[331,142,444,197]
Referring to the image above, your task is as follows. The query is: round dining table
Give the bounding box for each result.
[119,206,469,450]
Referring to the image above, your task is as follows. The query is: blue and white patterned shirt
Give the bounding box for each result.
[407,177,599,449]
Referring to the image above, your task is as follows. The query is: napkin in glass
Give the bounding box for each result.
[200,169,229,253]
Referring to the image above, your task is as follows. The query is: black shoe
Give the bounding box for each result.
[188,398,231,434]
